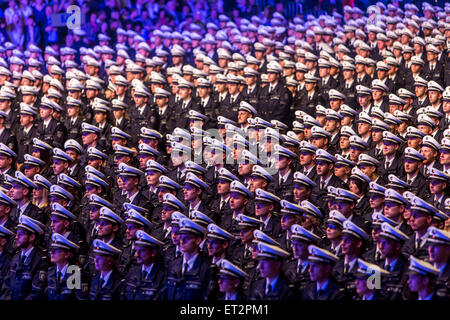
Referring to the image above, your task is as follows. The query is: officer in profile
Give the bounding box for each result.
[1,215,48,300]
[124,230,166,300]
[217,259,248,300]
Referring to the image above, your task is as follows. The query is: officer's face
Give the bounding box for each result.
[94,112,107,124]
[267,72,278,83]
[245,75,256,86]
[315,161,331,177]
[207,238,227,257]
[238,163,253,176]
[258,259,281,278]
[255,201,273,218]
[50,248,70,264]
[404,159,421,173]
[378,237,399,259]
[237,111,250,125]
[218,276,240,294]
[97,220,115,237]
[357,95,371,107]
[280,214,296,231]
[52,159,68,175]
[429,179,446,195]
[310,136,326,149]
[145,171,160,186]
[339,136,350,150]
[126,223,143,241]
[292,240,309,260]
[229,193,247,210]
[348,179,361,195]
[341,235,361,255]
[249,176,265,193]
[161,205,175,222]
[178,87,191,100]
[15,229,33,249]
[428,90,441,104]
[407,137,422,149]
[370,128,383,142]
[50,216,69,234]
[299,152,314,166]
[408,274,427,292]
[39,106,52,120]
[135,246,156,265]
[293,184,310,201]
[171,228,180,245]
[134,95,147,107]
[121,176,138,192]
[383,201,403,221]
[355,277,372,296]
[409,210,432,231]
[183,184,200,202]
[10,183,27,201]
[217,180,230,195]
[440,150,450,165]
[239,228,254,244]
[428,243,450,264]
[382,141,398,156]
[309,262,330,282]
[82,133,96,146]
[326,223,341,240]
[369,194,384,209]
[179,233,200,254]
[443,101,450,113]
[89,206,100,221]
[357,122,371,136]
[94,255,114,272]
[19,114,33,126]
[420,146,437,164]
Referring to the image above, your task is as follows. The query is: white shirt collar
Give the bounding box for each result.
[100,270,113,286]
[57,263,69,277]
[182,253,199,272]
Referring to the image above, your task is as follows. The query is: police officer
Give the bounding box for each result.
[43,233,89,300]
[89,239,123,300]
[124,230,166,300]
[426,227,450,299]
[164,218,216,300]
[1,215,48,300]
[217,259,248,300]
[248,241,294,300]
[119,209,152,275]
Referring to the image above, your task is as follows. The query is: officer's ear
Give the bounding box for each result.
[194,236,202,246]
[61,200,68,207]
[63,162,69,170]
[29,233,36,244]
[112,224,119,233]
[262,181,268,189]
[63,220,70,229]
[243,198,249,207]
[426,215,433,225]
[0,237,7,247]
[7,157,12,166]
[355,239,363,250]
[222,241,229,250]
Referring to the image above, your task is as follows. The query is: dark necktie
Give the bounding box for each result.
[183,262,189,276]
[407,178,412,185]
[344,263,350,274]
[20,254,26,265]
[220,199,225,210]
[143,270,149,280]
[317,289,324,298]
[415,237,421,249]
[385,263,392,272]
[266,284,272,295]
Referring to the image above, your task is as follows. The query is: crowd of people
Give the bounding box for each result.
[0,1,448,301]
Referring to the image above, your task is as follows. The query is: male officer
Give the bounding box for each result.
[402,196,437,260]
[333,220,369,297]
[301,245,345,300]
[36,97,66,149]
[248,242,294,300]
[258,61,292,124]
[376,222,410,300]
[407,256,441,300]
[1,215,47,300]
[0,225,14,289]
[165,218,216,300]
[217,259,248,300]
[254,188,282,239]
[426,227,450,299]
[119,209,152,275]
[353,259,389,300]
[124,230,166,300]
[10,171,44,224]
[283,224,320,294]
